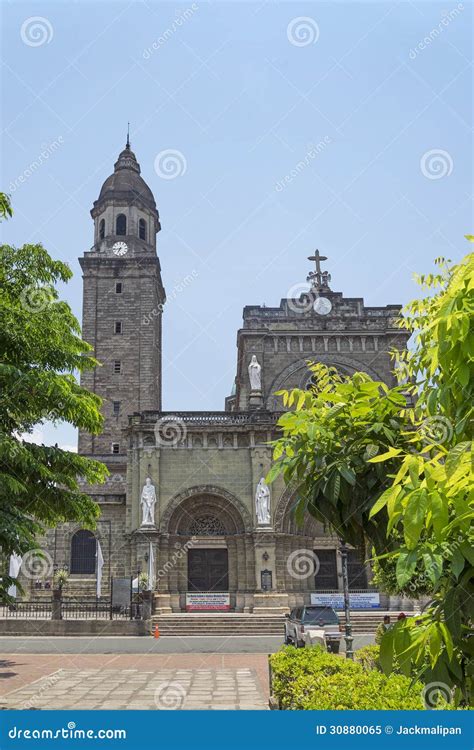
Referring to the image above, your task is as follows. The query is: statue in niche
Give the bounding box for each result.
[140,478,156,526]
[255,477,271,526]
[248,355,262,391]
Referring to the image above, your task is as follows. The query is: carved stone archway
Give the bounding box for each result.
[160,485,252,534]
[266,356,384,410]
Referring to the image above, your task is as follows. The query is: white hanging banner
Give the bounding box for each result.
[96,540,104,598]
[148,542,155,591]
[8,554,22,598]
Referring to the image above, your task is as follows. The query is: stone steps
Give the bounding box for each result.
[151,611,402,636]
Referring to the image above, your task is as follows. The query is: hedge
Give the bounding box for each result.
[269,646,451,710]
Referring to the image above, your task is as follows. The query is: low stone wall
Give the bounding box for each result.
[0,619,150,637]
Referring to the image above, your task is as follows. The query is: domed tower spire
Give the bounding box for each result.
[78,139,166,456]
[90,141,161,254]
[126,121,130,149]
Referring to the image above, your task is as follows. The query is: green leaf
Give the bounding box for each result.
[378,627,394,674]
[368,447,402,463]
[369,485,400,519]
[430,491,449,541]
[444,588,461,639]
[445,442,470,478]
[451,548,465,579]
[338,464,356,486]
[404,489,428,549]
[438,622,454,661]
[429,625,442,668]
[396,549,418,587]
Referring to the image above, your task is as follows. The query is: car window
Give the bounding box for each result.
[302,606,339,624]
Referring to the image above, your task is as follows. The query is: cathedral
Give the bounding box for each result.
[41,140,409,613]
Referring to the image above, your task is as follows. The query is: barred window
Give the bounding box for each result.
[70,530,96,574]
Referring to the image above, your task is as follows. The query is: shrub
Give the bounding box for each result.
[354,644,381,672]
[269,646,451,710]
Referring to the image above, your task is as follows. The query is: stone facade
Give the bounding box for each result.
[30,145,411,612]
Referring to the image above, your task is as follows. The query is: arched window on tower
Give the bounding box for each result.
[70,530,96,574]
[99,219,105,240]
[139,218,147,241]
[116,214,127,236]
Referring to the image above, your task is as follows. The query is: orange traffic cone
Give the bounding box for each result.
[154,623,160,639]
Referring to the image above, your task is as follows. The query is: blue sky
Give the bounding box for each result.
[1,0,472,449]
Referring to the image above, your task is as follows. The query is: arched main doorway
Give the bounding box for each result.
[161,488,253,611]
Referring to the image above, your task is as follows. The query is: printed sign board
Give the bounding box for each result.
[310,592,380,609]
[260,569,273,591]
[112,577,132,608]
[186,592,230,611]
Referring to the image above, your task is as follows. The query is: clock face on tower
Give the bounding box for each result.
[313,296,332,315]
[112,241,128,256]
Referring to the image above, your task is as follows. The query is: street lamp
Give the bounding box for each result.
[339,540,354,660]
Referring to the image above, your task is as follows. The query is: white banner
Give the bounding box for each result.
[96,541,104,598]
[148,542,155,591]
[186,592,230,611]
[8,553,22,598]
[310,592,380,609]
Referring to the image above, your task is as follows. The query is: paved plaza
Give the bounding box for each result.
[1,666,268,710]
[0,651,271,711]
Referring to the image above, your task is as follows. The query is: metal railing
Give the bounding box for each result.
[0,600,52,619]
[0,596,144,621]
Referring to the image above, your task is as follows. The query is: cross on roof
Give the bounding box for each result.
[307,249,327,275]
[307,249,331,291]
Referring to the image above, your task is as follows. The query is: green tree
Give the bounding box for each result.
[266,363,410,556]
[369,249,473,704]
[268,246,473,702]
[0,195,107,601]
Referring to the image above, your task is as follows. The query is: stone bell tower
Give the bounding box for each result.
[78,136,166,456]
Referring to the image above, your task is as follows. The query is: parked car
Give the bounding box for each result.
[284,606,342,652]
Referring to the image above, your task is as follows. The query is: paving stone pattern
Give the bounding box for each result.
[3,668,268,710]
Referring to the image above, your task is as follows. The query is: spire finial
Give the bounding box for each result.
[126,122,130,149]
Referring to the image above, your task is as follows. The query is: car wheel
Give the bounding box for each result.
[327,641,340,654]
[297,639,305,648]
[284,633,291,645]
